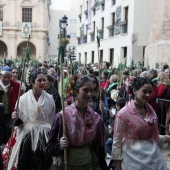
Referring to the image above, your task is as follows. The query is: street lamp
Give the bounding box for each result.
[61,15,68,38]
[61,15,68,29]
[59,15,69,170]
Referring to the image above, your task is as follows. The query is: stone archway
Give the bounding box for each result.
[17,41,36,58]
[0,40,8,58]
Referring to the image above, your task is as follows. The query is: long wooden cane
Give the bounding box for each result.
[96,28,104,120]
[5,35,30,170]
[60,46,67,170]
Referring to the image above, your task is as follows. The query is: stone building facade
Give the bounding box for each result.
[145,0,170,68]
[0,0,51,62]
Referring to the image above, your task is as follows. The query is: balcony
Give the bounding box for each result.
[100,0,105,4]
[107,25,114,37]
[109,28,114,37]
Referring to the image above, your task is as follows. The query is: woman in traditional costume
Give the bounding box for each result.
[47,75,108,170]
[3,69,55,170]
[112,77,170,170]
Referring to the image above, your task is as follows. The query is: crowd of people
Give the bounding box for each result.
[0,60,170,170]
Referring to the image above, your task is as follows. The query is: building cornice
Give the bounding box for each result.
[100,0,105,5]
[98,29,103,32]
[106,25,114,29]
[119,20,127,25]
[82,34,87,37]
[20,1,35,7]
[84,10,88,14]
[91,5,95,10]
[89,31,94,35]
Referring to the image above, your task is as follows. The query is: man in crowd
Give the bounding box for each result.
[0,66,20,150]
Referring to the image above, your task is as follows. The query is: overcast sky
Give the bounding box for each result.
[50,0,71,10]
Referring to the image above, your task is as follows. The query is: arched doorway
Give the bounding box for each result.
[17,42,36,58]
[0,41,8,58]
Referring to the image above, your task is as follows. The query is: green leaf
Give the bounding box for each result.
[25,47,31,61]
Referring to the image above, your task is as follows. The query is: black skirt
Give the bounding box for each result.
[17,132,52,170]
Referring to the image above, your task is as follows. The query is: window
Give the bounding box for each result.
[125,6,129,22]
[112,0,116,5]
[100,50,103,63]
[78,38,81,44]
[70,19,77,23]
[22,8,32,22]
[99,18,104,39]
[0,6,3,21]
[86,24,88,35]
[91,33,95,41]
[92,51,94,63]
[70,33,77,37]
[91,22,95,41]
[101,3,105,11]
[79,27,81,37]
[93,21,95,34]
[110,49,114,66]
[121,6,128,34]
[122,47,127,64]
[83,25,88,43]
[85,12,88,20]
[108,13,115,37]
[86,1,88,11]
[112,13,115,26]
[85,52,87,65]
[85,1,88,19]
[79,15,82,22]
[80,5,82,14]
[93,8,96,16]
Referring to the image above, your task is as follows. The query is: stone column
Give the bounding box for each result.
[145,0,170,68]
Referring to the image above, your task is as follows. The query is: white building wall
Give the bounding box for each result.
[76,0,151,67]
